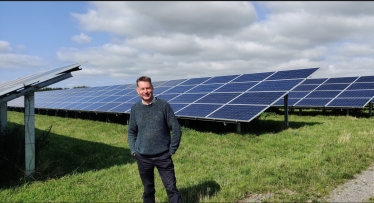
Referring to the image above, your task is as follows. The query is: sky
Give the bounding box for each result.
[1,1,374,88]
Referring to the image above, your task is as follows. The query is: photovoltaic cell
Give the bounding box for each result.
[156,94,180,101]
[195,93,240,104]
[288,91,309,98]
[232,72,272,82]
[325,77,357,84]
[338,90,374,97]
[356,76,374,83]
[109,103,133,113]
[296,99,331,106]
[161,85,195,94]
[347,83,374,90]
[208,105,268,121]
[170,104,189,113]
[214,82,258,93]
[328,98,369,107]
[170,93,205,103]
[292,84,319,91]
[176,104,222,117]
[266,68,317,80]
[186,84,223,93]
[249,79,303,91]
[203,75,239,84]
[300,78,328,85]
[160,79,186,86]
[179,77,211,85]
[230,92,285,105]
[95,103,122,112]
[305,91,341,98]
[315,83,350,91]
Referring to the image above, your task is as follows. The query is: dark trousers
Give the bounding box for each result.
[135,152,182,203]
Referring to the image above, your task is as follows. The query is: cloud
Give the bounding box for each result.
[72,33,92,44]
[0,53,46,69]
[0,41,12,52]
[0,40,46,70]
[71,1,257,37]
[53,1,374,86]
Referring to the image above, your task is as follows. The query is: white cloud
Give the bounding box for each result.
[0,41,12,52]
[72,33,92,44]
[0,53,45,69]
[52,1,374,86]
[72,1,257,37]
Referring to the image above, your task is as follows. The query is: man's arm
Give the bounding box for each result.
[127,107,138,156]
[166,103,182,154]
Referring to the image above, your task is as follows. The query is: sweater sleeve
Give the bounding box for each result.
[127,106,138,155]
[166,103,182,154]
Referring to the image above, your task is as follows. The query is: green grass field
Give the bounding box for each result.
[1,109,374,202]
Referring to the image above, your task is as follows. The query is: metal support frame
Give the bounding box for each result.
[369,102,372,116]
[0,102,7,134]
[284,94,289,128]
[0,73,75,177]
[236,122,241,134]
[24,92,35,177]
[184,119,189,127]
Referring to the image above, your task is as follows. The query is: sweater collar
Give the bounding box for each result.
[141,96,156,105]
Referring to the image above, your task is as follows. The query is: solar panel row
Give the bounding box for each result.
[7,68,319,122]
[273,76,374,108]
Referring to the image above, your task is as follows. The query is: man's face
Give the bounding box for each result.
[136,81,154,103]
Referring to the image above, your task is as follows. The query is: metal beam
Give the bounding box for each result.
[24,92,35,177]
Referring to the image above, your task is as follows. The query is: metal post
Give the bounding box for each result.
[369,102,372,116]
[0,102,7,135]
[184,119,189,127]
[284,94,289,128]
[236,122,241,134]
[24,92,35,177]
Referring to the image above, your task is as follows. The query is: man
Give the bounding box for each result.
[128,76,183,203]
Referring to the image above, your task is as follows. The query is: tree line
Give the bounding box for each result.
[37,86,90,92]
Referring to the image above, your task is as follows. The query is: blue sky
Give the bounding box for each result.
[1,1,374,88]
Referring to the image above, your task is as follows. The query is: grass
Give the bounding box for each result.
[1,109,374,202]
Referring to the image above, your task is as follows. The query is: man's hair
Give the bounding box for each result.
[136,76,152,87]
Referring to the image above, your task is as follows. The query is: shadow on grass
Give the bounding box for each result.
[273,107,372,118]
[180,180,221,203]
[0,122,134,189]
[179,117,322,136]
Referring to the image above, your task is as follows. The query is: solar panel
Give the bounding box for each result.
[273,75,374,108]
[8,67,319,122]
[0,62,84,101]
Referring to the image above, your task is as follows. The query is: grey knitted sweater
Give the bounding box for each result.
[128,97,182,156]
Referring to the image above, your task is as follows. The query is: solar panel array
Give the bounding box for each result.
[8,68,319,122]
[273,76,374,108]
